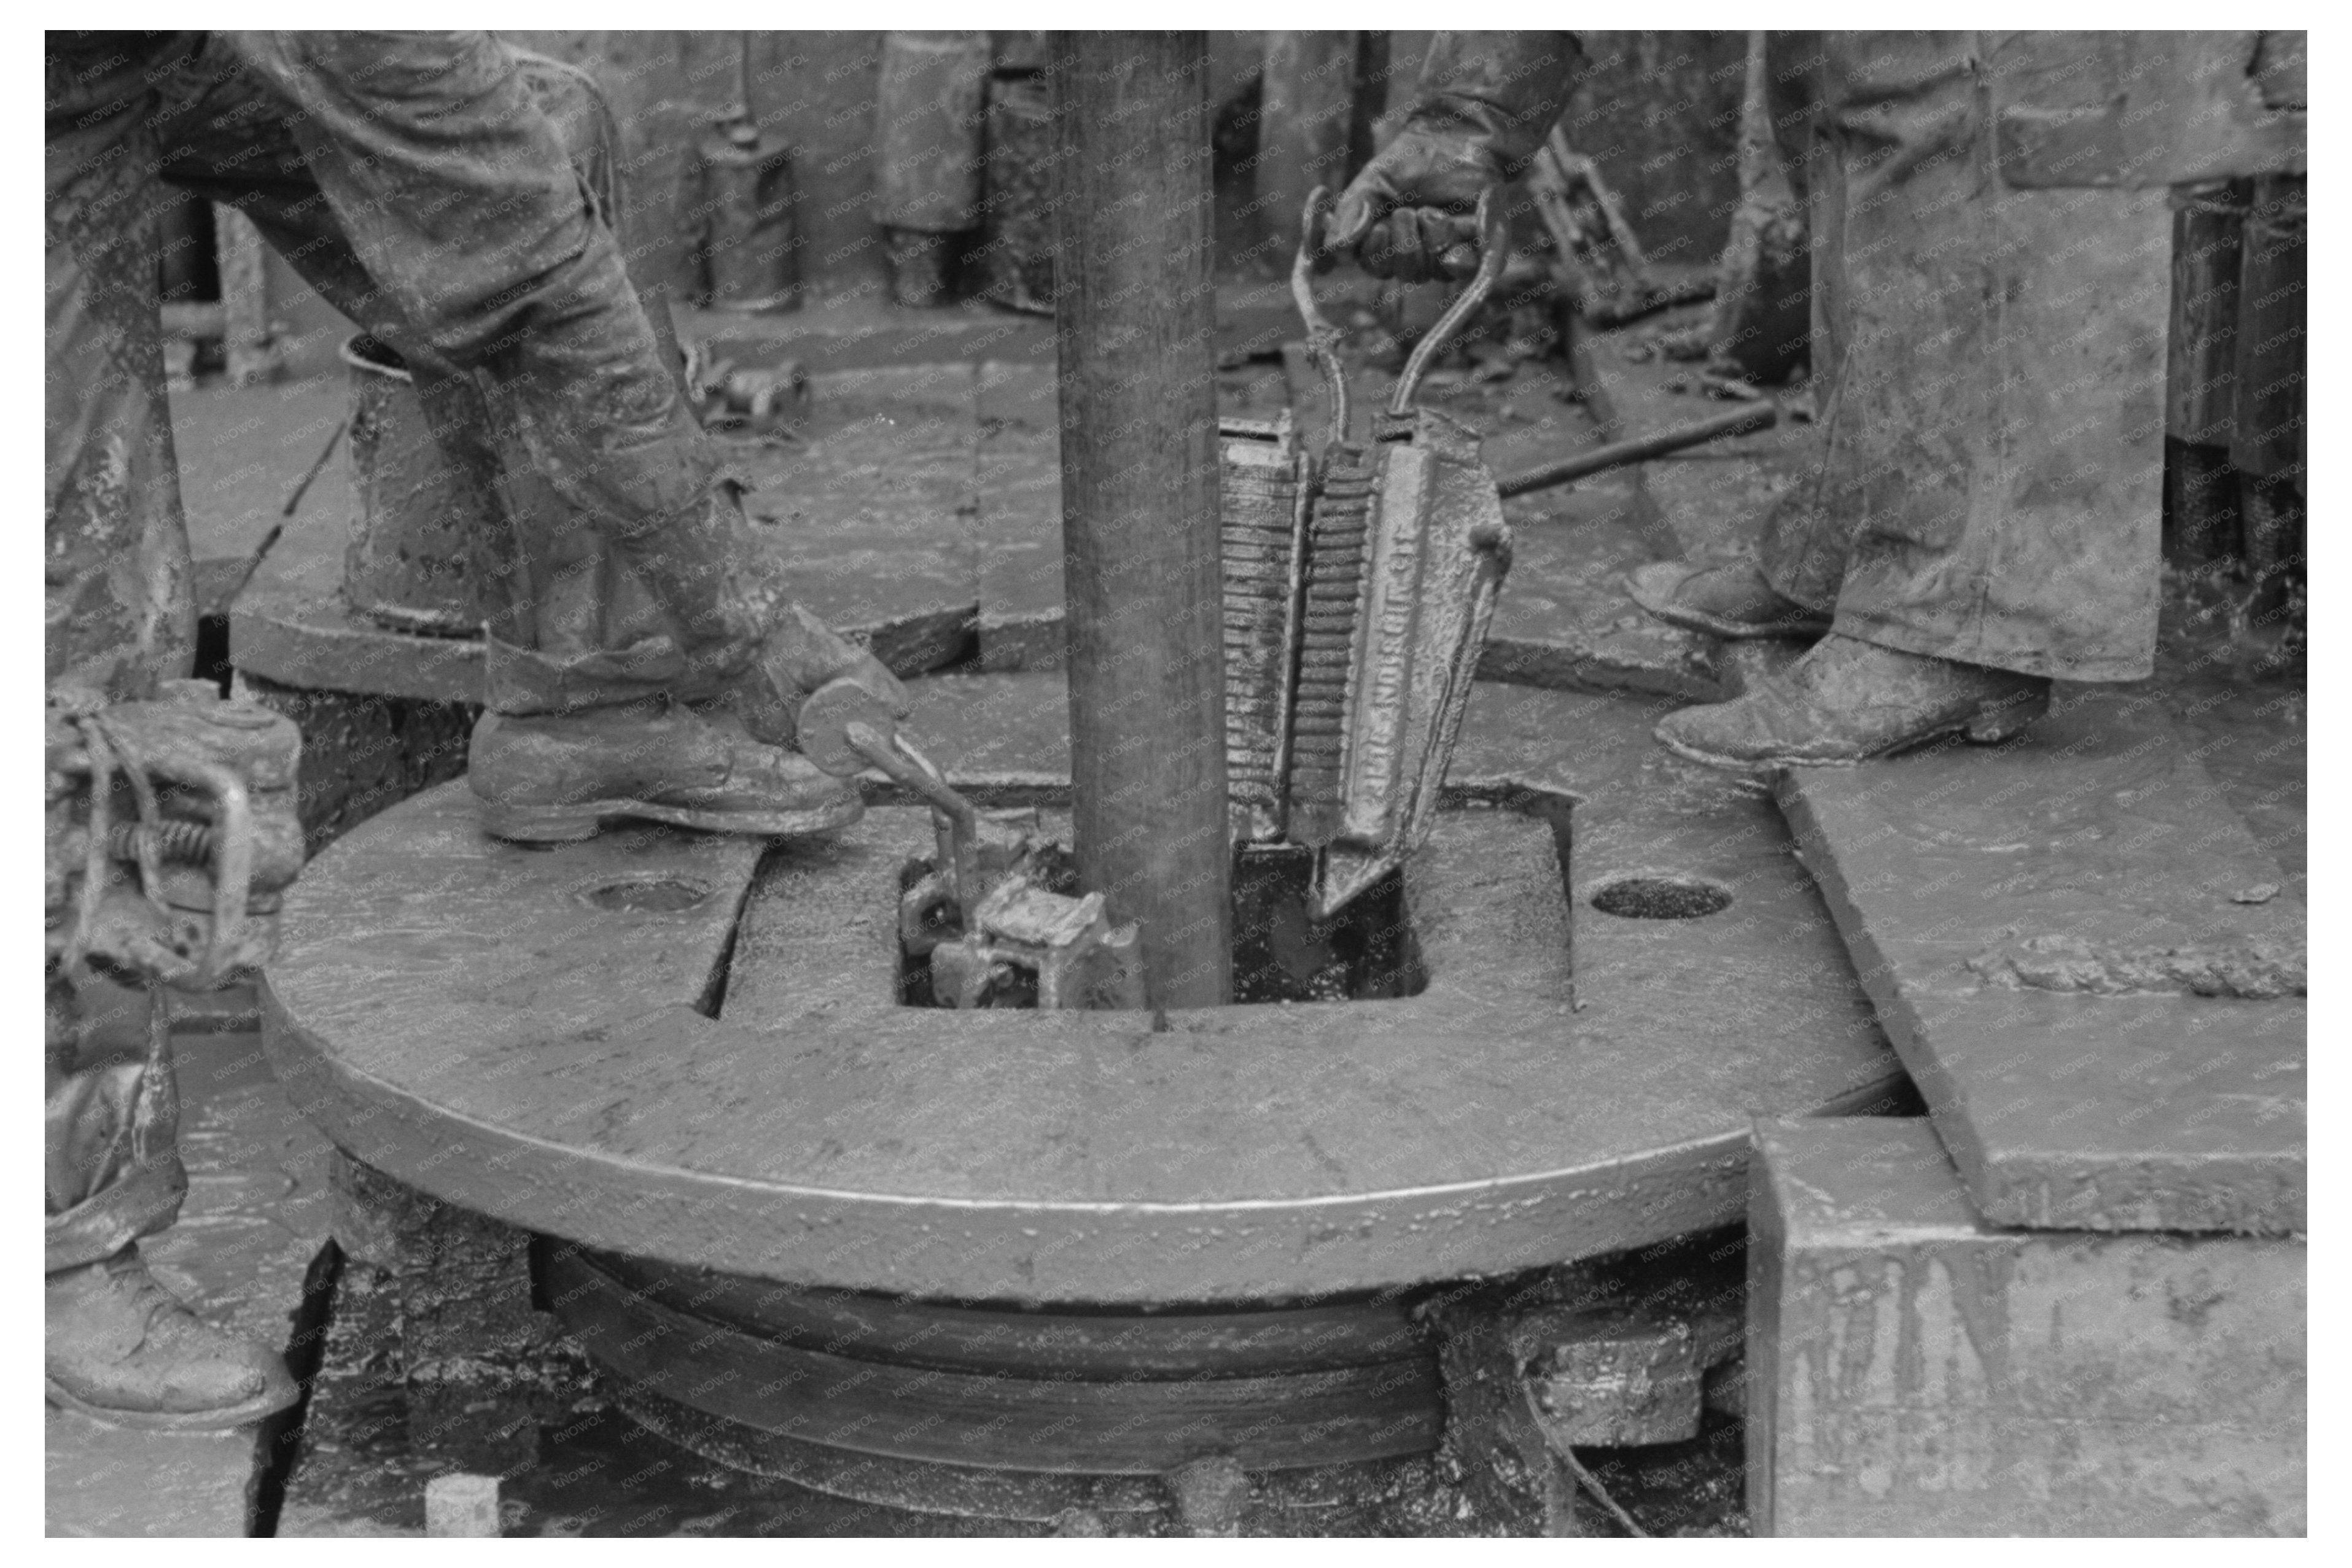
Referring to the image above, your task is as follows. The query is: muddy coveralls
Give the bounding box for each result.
[44,30,843,711]
[1366,32,2302,691]
[1750,32,2305,683]
[46,31,890,1420]
[872,31,992,306]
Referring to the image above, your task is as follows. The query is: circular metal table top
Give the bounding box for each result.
[262,683,1900,1303]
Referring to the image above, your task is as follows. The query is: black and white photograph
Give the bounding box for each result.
[34,13,2314,1543]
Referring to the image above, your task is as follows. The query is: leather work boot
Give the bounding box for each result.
[469,700,863,843]
[1654,633,2050,769]
[1625,559,1832,641]
[47,1246,300,1431]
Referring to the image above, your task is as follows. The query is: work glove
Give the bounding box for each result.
[728,602,913,755]
[768,604,911,716]
[1326,32,1579,282]
[630,478,913,750]
[1326,123,1503,284]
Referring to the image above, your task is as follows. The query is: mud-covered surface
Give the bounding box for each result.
[1965,930,2305,999]
[45,1013,338,1537]
[287,1383,1460,1537]
[279,1302,1751,1539]
[2143,568,2306,897]
[1230,849,1423,1004]
[1579,1414,1750,1537]
[292,1254,1756,1542]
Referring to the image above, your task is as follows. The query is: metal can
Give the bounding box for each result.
[338,334,496,637]
[698,128,798,312]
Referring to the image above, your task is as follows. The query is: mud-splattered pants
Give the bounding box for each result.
[47,29,790,711]
[1754,32,2299,681]
[45,30,785,1261]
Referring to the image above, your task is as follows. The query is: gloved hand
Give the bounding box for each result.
[731,602,913,753]
[1326,123,1505,283]
[773,603,910,711]
[644,479,913,751]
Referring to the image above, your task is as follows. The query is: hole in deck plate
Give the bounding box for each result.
[1229,848,1426,1005]
[582,877,713,914]
[1590,875,1732,921]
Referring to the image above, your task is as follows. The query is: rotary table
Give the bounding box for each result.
[262,675,1904,1526]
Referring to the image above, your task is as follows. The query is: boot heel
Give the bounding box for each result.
[1963,688,2049,744]
[475,798,606,844]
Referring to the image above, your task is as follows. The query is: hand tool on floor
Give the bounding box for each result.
[1493,400,1780,499]
[1218,188,1515,918]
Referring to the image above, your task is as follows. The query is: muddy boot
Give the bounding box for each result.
[1625,559,1831,641]
[469,699,862,843]
[47,1245,299,1431]
[1654,633,2049,769]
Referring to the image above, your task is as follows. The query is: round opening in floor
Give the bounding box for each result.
[1590,875,1732,920]
[583,877,714,914]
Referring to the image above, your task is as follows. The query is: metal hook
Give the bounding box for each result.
[1289,186,1352,449]
[1387,187,1510,418]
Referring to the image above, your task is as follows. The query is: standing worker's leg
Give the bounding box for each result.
[222,33,771,685]
[1746,29,1855,619]
[873,31,991,307]
[1790,33,2168,679]
[148,38,604,655]
[159,33,901,839]
[44,952,298,1430]
[1624,32,1837,644]
[44,36,299,1430]
[1653,32,2169,767]
[46,40,198,705]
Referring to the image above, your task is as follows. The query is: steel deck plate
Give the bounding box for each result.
[1777,689,2307,1232]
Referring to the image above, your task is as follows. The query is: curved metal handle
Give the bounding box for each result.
[1387,187,1509,418]
[1289,186,1352,449]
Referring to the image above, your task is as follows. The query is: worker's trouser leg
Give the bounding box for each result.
[45,41,201,706]
[1755,32,2170,683]
[45,41,198,1269]
[873,31,991,233]
[142,32,789,713]
[47,969,185,1274]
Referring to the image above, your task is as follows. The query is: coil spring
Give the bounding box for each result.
[107,818,216,865]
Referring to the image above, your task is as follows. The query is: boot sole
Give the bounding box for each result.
[1656,692,2049,772]
[1626,572,1832,642]
[46,1376,297,1432]
[478,794,864,844]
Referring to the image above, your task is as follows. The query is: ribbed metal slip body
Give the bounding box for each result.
[1217,405,1510,918]
[1219,415,1314,845]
